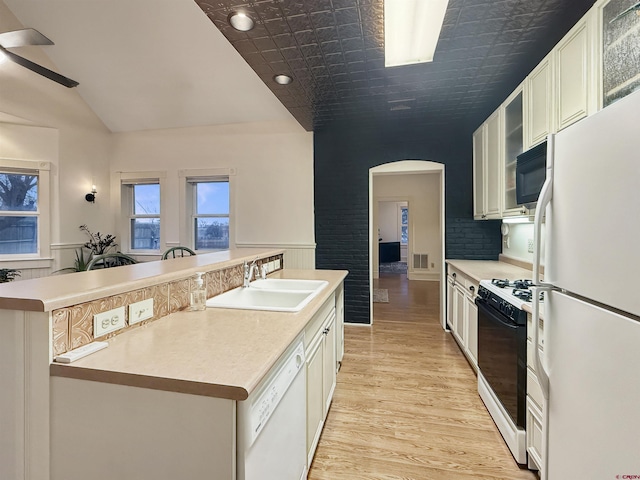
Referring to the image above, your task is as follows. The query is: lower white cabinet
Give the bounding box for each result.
[304,293,337,466]
[526,312,546,471]
[446,266,479,371]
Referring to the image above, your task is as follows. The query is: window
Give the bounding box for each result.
[191,179,229,251]
[129,183,160,250]
[0,160,50,259]
[401,205,408,245]
[119,173,165,253]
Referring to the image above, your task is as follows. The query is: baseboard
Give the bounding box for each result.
[408,271,440,281]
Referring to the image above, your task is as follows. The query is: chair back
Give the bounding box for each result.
[86,253,138,270]
[161,246,196,260]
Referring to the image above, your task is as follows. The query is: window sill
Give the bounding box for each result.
[0,257,54,269]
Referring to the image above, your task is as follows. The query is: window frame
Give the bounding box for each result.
[117,171,166,255]
[0,158,51,263]
[179,168,234,252]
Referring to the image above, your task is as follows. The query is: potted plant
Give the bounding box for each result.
[0,268,20,283]
[54,225,118,273]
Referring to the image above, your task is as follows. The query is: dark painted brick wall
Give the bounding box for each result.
[314,119,501,324]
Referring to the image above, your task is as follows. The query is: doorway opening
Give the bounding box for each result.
[369,161,445,328]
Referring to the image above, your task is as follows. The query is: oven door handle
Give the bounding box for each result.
[476,299,518,330]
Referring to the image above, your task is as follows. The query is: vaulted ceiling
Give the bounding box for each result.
[3,0,597,133]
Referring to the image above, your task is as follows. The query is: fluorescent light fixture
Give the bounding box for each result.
[503,216,534,224]
[384,0,449,67]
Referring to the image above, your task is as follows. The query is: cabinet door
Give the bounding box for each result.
[526,55,553,149]
[472,126,486,219]
[453,286,467,345]
[556,19,589,131]
[306,333,324,465]
[503,87,524,215]
[335,284,344,367]
[322,314,337,416]
[446,277,456,329]
[465,294,478,369]
[485,110,502,218]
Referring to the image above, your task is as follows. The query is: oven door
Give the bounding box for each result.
[476,297,527,428]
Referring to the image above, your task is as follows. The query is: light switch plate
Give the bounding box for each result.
[129,298,154,325]
[527,238,534,253]
[93,306,126,338]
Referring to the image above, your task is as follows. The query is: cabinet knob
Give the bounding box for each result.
[452,272,457,278]
[520,208,526,214]
[469,286,475,292]
[482,214,487,219]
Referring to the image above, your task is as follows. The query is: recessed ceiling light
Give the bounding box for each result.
[228,11,255,32]
[274,74,293,85]
[385,0,449,67]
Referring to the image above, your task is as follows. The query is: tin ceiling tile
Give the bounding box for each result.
[195,0,596,130]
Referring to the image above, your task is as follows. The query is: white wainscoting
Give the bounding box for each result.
[0,310,51,480]
[235,243,316,270]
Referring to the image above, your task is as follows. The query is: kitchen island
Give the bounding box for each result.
[0,248,346,480]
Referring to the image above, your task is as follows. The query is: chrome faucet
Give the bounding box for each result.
[243,259,259,287]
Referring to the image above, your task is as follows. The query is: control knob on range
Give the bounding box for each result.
[504,303,514,317]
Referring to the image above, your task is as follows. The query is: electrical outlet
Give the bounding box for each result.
[93,306,126,338]
[129,298,154,325]
[527,238,534,253]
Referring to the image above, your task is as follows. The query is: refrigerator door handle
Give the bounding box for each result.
[531,285,550,399]
[533,134,554,286]
[531,284,551,480]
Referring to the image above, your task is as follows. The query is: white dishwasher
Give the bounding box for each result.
[237,336,307,480]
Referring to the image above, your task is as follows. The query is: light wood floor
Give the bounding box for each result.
[307,274,538,480]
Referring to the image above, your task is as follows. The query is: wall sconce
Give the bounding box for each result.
[85,185,97,203]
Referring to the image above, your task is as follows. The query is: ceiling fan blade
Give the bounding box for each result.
[0,28,53,48]
[0,47,78,88]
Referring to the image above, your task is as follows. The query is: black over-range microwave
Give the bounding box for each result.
[516,140,547,206]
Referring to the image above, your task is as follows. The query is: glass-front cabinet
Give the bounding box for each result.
[502,87,527,216]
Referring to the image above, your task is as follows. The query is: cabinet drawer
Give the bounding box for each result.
[462,277,478,297]
[448,268,478,298]
[526,397,543,471]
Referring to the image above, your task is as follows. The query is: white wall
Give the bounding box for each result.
[373,173,441,279]
[0,1,113,275]
[501,222,546,266]
[110,122,315,265]
[0,1,316,273]
[378,201,401,242]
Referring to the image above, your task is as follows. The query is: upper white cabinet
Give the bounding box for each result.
[472,125,486,219]
[525,54,553,149]
[502,86,526,216]
[485,110,502,218]
[474,2,604,220]
[473,111,502,220]
[555,18,591,131]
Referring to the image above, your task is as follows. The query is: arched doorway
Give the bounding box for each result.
[368,161,445,327]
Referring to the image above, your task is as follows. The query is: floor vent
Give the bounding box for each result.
[412,253,429,270]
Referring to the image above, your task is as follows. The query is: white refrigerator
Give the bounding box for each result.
[532,89,640,479]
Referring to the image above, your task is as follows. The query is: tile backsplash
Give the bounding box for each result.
[51,254,283,356]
